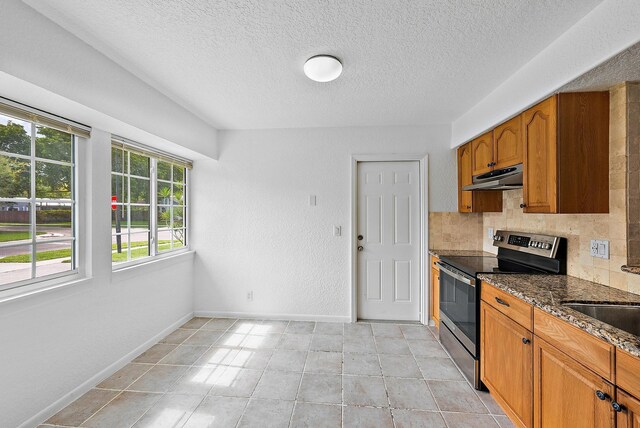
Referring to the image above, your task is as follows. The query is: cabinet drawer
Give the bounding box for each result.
[533,308,614,382]
[481,282,533,330]
[617,349,640,399]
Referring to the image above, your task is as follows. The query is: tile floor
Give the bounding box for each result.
[41,318,514,428]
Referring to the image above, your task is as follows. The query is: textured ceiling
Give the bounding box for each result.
[24,0,603,130]
[561,41,640,92]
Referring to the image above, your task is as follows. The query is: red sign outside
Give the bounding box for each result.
[111,196,117,210]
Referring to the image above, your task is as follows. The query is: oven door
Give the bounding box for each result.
[437,262,477,357]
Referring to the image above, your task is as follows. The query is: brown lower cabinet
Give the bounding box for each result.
[533,337,615,428]
[480,281,640,428]
[480,302,532,427]
[615,389,640,428]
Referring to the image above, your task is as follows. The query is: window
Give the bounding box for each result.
[111,140,190,266]
[0,111,80,289]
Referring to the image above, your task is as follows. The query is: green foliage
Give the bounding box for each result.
[0,120,30,154]
[36,209,72,223]
[0,248,71,263]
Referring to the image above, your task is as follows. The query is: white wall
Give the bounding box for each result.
[451,0,640,147]
[0,130,195,428]
[0,1,218,159]
[191,126,453,320]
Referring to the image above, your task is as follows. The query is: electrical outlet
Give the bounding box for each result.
[590,240,609,259]
[487,227,494,240]
[247,291,253,301]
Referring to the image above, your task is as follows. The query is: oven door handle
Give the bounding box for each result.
[437,263,476,287]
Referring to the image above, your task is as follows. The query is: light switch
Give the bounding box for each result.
[334,226,341,237]
[309,195,316,206]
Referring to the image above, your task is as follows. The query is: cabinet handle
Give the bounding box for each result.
[466,205,471,209]
[522,338,531,345]
[612,402,625,412]
[495,297,510,307]
[595,390,610,401]
[519,203,527,209]
[487,163,491,167]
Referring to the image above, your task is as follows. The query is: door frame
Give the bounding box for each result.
[350,154,429,324]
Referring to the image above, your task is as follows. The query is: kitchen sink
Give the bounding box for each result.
[562,302,640,337]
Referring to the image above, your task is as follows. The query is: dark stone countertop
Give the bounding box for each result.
[478,273,640,358]
[429,249,495,258]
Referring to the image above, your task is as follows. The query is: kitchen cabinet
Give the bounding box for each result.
[615,389,640,428]
[493,115,523,169]
[533,337,615,428]
[431,256,440,325]
[457,143,502,213]
[471,131,494,175]
[481,301,533,427]
[472,119,523,176]
[522,92,609,213]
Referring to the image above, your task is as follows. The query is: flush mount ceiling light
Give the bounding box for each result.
[304,55,342,82]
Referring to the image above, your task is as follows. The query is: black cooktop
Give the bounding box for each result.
[439,255,546,277]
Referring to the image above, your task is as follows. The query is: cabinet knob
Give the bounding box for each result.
[487,163,492,167]
[522,338,531,345]
[611,402,625,412]
[466,205,471,209]
[519,203,527,209]
[595,390,610,401]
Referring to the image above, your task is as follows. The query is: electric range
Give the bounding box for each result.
[436,230,567,389]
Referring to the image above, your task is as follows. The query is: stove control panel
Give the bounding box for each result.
[492,230,561,258]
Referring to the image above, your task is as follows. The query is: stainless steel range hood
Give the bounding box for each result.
[462,164,523,191]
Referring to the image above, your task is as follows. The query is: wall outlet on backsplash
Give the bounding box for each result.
[590,240,609,259]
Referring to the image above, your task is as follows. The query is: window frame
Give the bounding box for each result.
[110,144,190,270]
[0,117,79,292]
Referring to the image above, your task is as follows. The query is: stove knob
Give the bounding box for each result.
[529,241,535,247]
[493,235,503,242]
[537,242,544,248]
[543,243,552,250]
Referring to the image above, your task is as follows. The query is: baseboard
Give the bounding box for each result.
[22,312,194,428]
[194,310,351,323]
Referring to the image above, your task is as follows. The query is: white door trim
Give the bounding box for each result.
[350,153,429,324]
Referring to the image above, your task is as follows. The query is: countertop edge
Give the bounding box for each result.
[478,273,640,358]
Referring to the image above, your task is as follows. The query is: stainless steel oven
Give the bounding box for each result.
[437,262,480,387]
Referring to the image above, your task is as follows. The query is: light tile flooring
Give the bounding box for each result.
[41,318,514,428]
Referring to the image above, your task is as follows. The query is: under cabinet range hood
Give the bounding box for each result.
[463,164,523,191]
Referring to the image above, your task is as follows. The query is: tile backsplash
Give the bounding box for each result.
[429,211,483,251]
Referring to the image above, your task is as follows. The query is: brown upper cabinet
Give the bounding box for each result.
[458,143,502,213]
[471,118,523,176]
[522,92,609,213]
[471,131,494,175]
[493,115,523,169]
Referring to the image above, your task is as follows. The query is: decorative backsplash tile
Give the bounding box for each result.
[429,211,483,251]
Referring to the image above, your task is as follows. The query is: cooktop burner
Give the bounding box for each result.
[439,255,546,277]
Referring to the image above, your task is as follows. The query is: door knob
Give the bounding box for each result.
[357,235,363,240]
[357,246,364,252]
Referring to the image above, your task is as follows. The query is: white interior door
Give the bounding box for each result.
[357,161,421,321]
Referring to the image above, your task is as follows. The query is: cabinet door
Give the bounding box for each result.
[523,96,557,213]
[458,143,473,212]
[494,115,523,169]
[471,131,494,175]
[481,302,532,427]
[431,267,440,324]
[616,389,640,428]
[533,337,614,428]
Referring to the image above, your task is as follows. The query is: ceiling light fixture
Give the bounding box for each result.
[304,55,342,82]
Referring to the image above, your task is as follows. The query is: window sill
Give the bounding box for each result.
[111,249,195,277]
[0,272,90,306]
